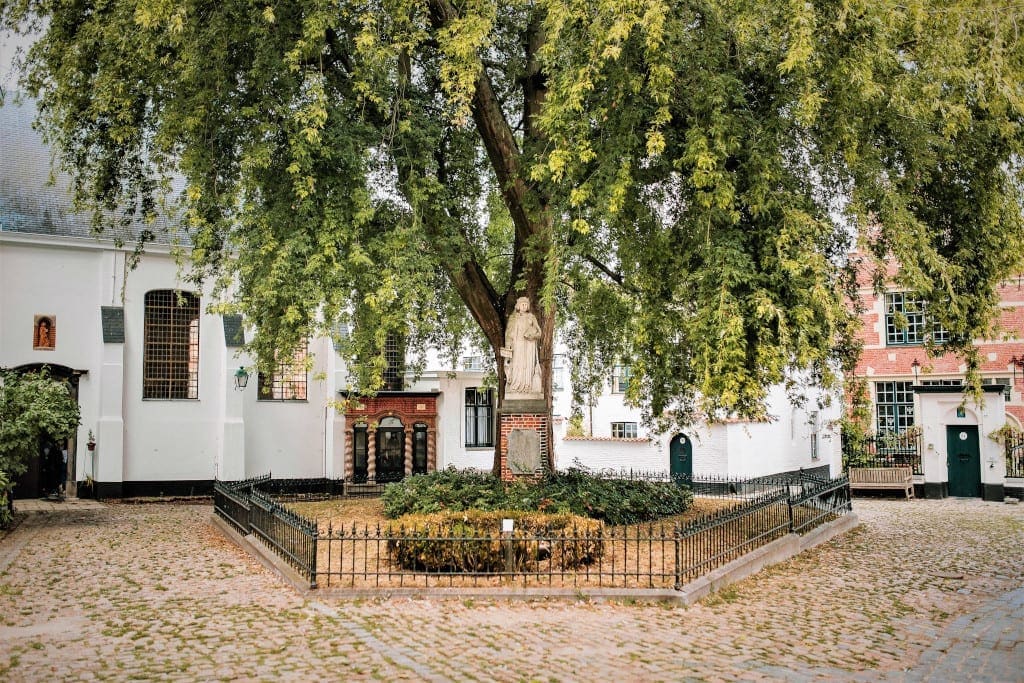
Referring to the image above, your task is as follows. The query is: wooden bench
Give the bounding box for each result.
[848,467,915,500]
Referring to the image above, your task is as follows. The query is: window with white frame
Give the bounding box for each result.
[552,354,565,391]
[258,342,308,401]
[612,365,632,393]
[884,293,949,345]
[875,381,915,435]
[465,387,494,447]
[463,355,484,371]
[611,421,638,439]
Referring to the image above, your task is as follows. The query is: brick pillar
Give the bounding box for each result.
[498,400,549,481]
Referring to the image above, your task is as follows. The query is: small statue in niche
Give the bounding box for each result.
[34,316,55,350]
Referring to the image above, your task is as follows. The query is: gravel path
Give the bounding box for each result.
[1,497,1021,681]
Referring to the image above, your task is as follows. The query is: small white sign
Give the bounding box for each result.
[502,518,514,533]
[959,432,968,441]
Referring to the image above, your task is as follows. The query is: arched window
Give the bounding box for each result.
[143,290,200,399]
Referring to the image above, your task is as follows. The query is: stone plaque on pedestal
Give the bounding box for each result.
[498,401,549,481]
[508,429,541,474]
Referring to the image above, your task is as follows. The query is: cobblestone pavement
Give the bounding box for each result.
[1,497,1021,682]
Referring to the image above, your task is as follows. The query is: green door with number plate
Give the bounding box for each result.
[946,426,981,497]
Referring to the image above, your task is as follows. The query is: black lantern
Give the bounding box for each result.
[910,358,921,384]
[234,366,250,390]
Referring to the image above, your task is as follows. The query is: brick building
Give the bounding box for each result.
[850,258,1024,499]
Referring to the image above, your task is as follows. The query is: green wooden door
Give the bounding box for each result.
[946,426,981,497]
[669,434,693,482]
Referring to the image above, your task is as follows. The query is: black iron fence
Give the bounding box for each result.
[213,473,852,591]
[842,432,923,475]
[1007,431,1024,478]
[249,489,319,587]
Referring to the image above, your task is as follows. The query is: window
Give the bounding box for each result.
[383,333,405,390]
[875,381,915,435]
[413,423,428,475]
[352,423,368,482]
[612,365,632,393]
[982,377,1012,401]
[143,290,200,399]
[919,379,963,387]
[884,293,949,345]
[552,354,565,392]
[465,388,494,447]
[809,411,820,460]
[258,342,308,400]
[462,355,484,371]
[611,422,638,439]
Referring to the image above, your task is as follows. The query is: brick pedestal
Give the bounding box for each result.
[498,400,549,481]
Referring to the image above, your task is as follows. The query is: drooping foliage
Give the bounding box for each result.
[1,0,1022,448]
[0,369,81,479]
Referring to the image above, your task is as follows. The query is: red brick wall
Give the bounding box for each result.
[850,268,1024,428]
[342,396,439,479]
[498,412,550,481]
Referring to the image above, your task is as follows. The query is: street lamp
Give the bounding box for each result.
[1011,354,1024,387]
[234,366,250,390]
[911,358,921,384]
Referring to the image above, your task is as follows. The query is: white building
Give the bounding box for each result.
[1,98,841,499]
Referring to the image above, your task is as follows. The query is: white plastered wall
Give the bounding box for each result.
[917,389,1006,486]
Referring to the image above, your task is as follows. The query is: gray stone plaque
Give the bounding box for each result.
[508,429,541,474]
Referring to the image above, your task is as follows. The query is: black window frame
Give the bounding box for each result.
[465,387,495,448]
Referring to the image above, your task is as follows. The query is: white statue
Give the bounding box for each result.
[501,296,542,397]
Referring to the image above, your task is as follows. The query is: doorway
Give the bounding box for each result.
[376,417,406,482]
[669,433,693,482]
[10,364,82,499]
[946,426,981,497]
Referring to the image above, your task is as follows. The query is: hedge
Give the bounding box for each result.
[386,510,604,572]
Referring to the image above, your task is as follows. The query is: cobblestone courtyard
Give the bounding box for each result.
[1,497,1021,682]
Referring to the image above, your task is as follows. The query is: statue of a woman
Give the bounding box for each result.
[502,297,542,396]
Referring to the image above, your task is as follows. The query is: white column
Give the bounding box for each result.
[95,343,125,491]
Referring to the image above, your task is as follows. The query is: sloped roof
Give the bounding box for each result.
[0,96,188,245]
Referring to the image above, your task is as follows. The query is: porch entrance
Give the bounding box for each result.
[669,434,693,480]
[946,426,981,498]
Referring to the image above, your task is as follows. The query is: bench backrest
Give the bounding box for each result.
[848,467,912,483]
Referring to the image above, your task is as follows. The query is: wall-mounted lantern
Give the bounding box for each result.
[234,367,250,390]
[911,358,921,384]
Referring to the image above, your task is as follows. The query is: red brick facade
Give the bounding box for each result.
[852,267,1024,428]
[342,393,439,480]
[498,412,549,481]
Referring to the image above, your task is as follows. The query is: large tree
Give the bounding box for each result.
[2,0,1022,471]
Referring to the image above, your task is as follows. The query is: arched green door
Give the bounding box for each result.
[669,434,693,482]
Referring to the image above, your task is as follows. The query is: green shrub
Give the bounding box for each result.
[382,468,693,526]
[0,470,12,530]
[386,510,603,572]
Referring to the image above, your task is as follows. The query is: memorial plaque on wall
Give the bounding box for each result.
[507,429,542,474]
